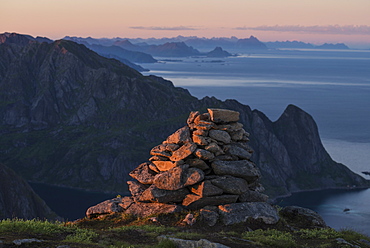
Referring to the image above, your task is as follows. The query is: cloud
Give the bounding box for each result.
[130,26,199,31]
[235,25,370,35]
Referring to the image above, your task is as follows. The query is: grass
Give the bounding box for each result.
[242,229,296,248]
[1,216,370,248]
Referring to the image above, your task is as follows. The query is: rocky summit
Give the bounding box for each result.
[87,108,280,226]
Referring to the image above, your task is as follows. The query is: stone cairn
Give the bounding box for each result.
[87,108,279,226]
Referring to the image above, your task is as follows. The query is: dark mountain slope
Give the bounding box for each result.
[0,163,57,219]
[0,33,367,198]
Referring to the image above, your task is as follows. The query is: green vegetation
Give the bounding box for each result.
[1,216,370,247]
[242,229,296,248]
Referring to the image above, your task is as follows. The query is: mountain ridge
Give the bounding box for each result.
[0,33,367,199]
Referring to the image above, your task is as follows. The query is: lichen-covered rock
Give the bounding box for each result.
[129,162,157,184]
[86,197,132,218]
[153,164,204,190]
[170,142,197,161]
[164,126,191,144]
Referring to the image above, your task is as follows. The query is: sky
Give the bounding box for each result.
[1,0,370,48]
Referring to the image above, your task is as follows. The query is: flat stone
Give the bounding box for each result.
[182,194,239,210]
[190,180,223,197]
[193,129,208,136]
[13,239,44,246]
[186,158,210,171]
[209,130,231,144]
[218,202,280,225]
[139,185,189,203]
[211,160,260,182]
[157,236,230,248]
[230,129,246,141]
[151,161,177,171]
[86,198,124,218]
[200,206,220,227]
[170,142,197,161]
[127,181,148,200]
[184,167,205,187]
[238,190,269,202]
[224,143,252,160]
[192,134,209,146]
[205,142,224,156]
[211,176,249,195]
[215,122,243,132]
[208,108,240,123]
[153,164,204,190]
[164,126,192,144]
[194,148,215,160]
[125,202,184,217]
[129,162,157,184]
[149,155,169,161]
[187,111,200,125]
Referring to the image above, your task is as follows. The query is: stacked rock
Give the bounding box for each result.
[127,108,268,210]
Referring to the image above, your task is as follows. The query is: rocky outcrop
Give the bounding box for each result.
[0,33,368,199]
[87,109,279,225]
[0,163,57,220]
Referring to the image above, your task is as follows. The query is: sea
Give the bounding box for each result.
[31,48,370,235]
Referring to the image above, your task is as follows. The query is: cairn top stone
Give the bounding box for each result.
[208,108,240,123]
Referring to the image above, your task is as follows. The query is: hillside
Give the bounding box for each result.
[0,33,368,199]
[0,163,57,220]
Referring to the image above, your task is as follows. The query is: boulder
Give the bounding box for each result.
[280,206,327,228]
[218,202,280,225]
[129,162,157,184]
[211,160,260,182]
[208,108,240,123]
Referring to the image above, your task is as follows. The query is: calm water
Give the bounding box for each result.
[30,49,370,233]
[141,49,370,234]
[30,183,115,221]
[277,189,370,236]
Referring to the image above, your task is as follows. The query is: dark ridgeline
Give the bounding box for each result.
[0,163,57,220]
[0,33,368,206]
